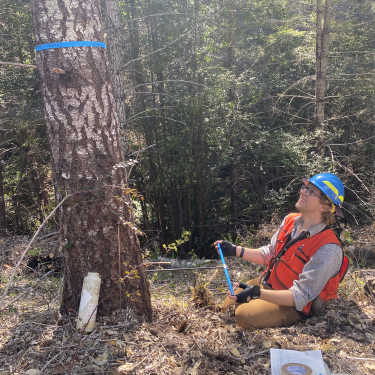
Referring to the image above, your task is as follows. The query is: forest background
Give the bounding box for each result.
[1,0,375,258]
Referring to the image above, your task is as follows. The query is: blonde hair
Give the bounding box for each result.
[320,194,336,225]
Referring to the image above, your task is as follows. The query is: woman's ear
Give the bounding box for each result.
[320,204,331,212]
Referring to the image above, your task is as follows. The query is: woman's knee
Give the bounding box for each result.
[234,301,301,329]
[245,276,261,287]
[234,303,260,329]
[223,295,236,309]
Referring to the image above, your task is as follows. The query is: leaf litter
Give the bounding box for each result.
[0,226,375,374]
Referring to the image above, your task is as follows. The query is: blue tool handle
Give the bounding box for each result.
[217,243,234,295]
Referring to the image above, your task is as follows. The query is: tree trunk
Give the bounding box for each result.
[228,11,238,219]
[0,163,7,237]
[104,0,127,155]
[314,0,332,154]
[194,73,204,256]
[145,12,168,247]
[30,0,152,319]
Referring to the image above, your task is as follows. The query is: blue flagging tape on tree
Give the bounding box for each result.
[35,41,106,51]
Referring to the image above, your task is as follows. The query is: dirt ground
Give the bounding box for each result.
[0,224,375,375]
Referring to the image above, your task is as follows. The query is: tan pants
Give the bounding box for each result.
[223,277,302,329]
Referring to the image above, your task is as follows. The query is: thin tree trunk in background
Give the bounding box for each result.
[144,3,168,246]
[191,0,204,254]
[13,177,22,233]
[29,150,48,226]
[185,0,200,253]
[0,163,7,237]
[30,0,151,319]
[126,0,146,116]
[105,0,127,155]
[194,72,204,256]
[314,0,332,154]
[229,11,238,219]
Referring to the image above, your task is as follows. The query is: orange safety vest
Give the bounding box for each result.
[261,213,343,317]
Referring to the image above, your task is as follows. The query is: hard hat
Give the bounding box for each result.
[303,173,344,215]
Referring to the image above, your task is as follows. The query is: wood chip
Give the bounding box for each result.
[22,370,40,375]
[172,368,184,375]
[112,364,135,373]
[115,339,126,348]
[210,315,221,320]
[230,347,241,357]
[263,340,271,349]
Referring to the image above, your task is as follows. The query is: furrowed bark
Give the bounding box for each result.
[30,0,151,319]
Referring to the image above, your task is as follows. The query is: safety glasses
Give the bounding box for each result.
[300,184,321,198]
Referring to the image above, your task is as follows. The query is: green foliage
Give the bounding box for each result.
[162,230,191,257]
[223,233,240,245]
[188,248,198,260]
[63,241,74,249]
[0,0,54,235]
[2,0,375,256]
[27,247,43,258]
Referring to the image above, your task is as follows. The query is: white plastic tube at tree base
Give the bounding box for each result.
[76,272,101,332]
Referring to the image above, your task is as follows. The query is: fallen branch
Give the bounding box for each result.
[2,270,53,309]
[0,61,37,69]
[133,347,158,369]
[0,195,70,311]
[327,354,355,374]
[38,231,60,241]
[347,356,375,361]
[40,350,66,374]
[145,266,224,272]
[126,144,156,157]
[99,323,134,329]
[144,262,172,266]
[243,349,269,360]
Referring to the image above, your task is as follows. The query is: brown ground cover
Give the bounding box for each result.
[0,224,374,375]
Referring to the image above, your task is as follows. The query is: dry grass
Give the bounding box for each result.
[0,230,375,374]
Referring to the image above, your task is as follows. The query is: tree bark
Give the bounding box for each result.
[145,10,168,246]
[30,0,152,319]
[314,0,332,154]
[0,162,7,237]
[104,0,127,154]
[194,73,204,256]
[228,10,238,219]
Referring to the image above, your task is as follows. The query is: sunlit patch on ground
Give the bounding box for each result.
[0,230,374,374]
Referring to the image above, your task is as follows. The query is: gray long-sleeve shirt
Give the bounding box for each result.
[259,215,343,311]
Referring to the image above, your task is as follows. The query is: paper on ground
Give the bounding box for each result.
[271,348,326,375]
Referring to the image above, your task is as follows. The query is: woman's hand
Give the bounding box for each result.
[226,282,239,300]
[214,240,237,256]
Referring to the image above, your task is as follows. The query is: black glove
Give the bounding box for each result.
[236,282,254,304]
[219,241,237,257]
